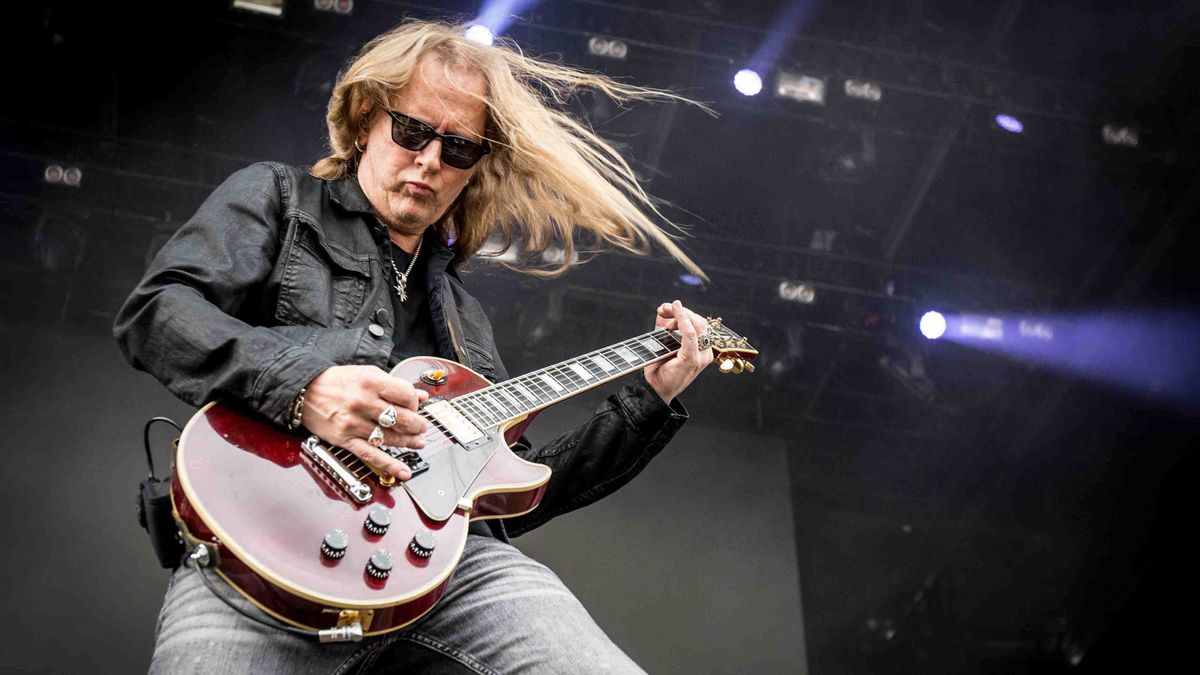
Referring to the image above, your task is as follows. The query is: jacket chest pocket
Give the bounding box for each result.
[276,223,371,328]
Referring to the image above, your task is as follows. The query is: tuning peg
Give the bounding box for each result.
[741,360,755,374]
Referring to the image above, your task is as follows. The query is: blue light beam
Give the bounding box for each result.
[933,309,1200,411]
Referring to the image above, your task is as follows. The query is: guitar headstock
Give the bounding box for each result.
[699,317,759,375]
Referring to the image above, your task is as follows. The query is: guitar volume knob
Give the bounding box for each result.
[364,505,391,535]
[409,529,437,558]
[366,549,393,578]
[321,529,349,559]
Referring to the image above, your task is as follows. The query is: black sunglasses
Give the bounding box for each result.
[385,110,491,169]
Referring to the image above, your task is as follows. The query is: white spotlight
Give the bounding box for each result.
[734,69,763,97]
[464,24,494,46]
[919,311,946,340]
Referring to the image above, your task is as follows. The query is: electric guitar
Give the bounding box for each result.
[171,317,756,639]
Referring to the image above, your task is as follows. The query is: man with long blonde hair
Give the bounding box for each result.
[117,19,713,673]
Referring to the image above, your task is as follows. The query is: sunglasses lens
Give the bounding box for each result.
[441,139,485,169]
[390,111,488,169]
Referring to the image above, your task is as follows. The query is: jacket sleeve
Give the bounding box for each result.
[487,344,689,537]
[112,162,335,424]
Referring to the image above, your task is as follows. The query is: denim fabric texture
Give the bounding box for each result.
[150,536,647,674]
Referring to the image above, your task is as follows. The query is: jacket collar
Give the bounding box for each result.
[328,174,457,273]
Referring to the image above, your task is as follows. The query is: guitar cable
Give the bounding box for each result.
[186,545,363,642]
[186,545,319,638]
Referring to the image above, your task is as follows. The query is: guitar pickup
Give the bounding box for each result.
[385,447,430,477]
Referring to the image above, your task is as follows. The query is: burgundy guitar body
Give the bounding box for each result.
[171,356,551,636]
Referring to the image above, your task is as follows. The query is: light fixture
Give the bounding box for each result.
[587,36,627,60]
[844,79,882,102]
[778,280,816,304]
[464,25,494,46]
[232,0,284,16]
[314,0,353,14]
[734,69,763,97]
[994,113,1023,133]
[1101,124,1138,148]
[776,71,825,105]
[919,311,946,340]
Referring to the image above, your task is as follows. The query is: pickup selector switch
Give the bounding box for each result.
[364,505,391,535]
[366,549,393,578]
[409,529,437,558]
[321,529,349,559]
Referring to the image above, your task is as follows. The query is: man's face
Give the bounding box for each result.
[357,56,488,243]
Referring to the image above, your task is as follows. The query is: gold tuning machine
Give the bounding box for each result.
[717,357,753,374]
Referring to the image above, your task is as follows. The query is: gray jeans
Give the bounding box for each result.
[150,535,645,674]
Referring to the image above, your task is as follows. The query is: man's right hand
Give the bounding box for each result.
[301,365,429,481]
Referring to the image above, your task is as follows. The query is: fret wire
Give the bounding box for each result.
[456,398,493,425]
[482,389,519,417]
[511,376,541,404]
[549,364,584,391]
[505,382,534,407]
[464,395,497,421]
[508,377,537,404]
[483,390,514,418]
[519,376,551,404]
[495,385,524,412]
[579,356,606,379]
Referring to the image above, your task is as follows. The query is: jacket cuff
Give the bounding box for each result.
[252,346,336,426]
[618,373,689,432]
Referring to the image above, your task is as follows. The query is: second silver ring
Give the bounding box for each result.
[378,405,398,429]
[368,425,385,447]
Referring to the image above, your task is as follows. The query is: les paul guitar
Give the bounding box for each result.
[171,317,756,640]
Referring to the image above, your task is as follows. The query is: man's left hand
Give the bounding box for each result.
[643,300,715,404]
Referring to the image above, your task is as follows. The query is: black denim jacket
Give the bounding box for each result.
[113,162,688,538]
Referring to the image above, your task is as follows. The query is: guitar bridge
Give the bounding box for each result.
[300,436,372,504]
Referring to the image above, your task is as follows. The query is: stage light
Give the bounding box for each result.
[734,69,763,96]
[779,281,816,304]
[994,114,1023,133]
[1102,124,1139,148]
[464,24,494,46]
[44,164,64,184]
[678,273,704,287]
[232,0,283,16]
[313,0,352,13]
[587,36,628,60]
[776,71,825,105]
[844,79,882,102]
[919,311,946,340]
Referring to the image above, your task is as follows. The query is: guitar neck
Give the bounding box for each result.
[449,328,682,427]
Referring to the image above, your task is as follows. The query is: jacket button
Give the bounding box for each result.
[374,308,389,323]
[368,323,385,338]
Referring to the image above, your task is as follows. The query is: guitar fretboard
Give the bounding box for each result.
[448,328,682,427]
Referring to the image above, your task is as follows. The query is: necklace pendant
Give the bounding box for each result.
[394,274,409,303]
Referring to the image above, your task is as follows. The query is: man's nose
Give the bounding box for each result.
[414,138,442,169]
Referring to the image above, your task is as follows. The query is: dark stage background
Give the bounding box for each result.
[2,1,1198,673]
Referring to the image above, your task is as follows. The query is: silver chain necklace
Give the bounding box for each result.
[387,236,423,302]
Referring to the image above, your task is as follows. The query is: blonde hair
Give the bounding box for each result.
[312,19,709,279]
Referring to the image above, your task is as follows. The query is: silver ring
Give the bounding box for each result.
[378,405,398,429]
[368,425,385,447]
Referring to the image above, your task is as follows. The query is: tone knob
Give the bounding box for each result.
[409,529,437,558]
[364,505,391,535]
[366,549,393,578]
[321,529,349,559]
